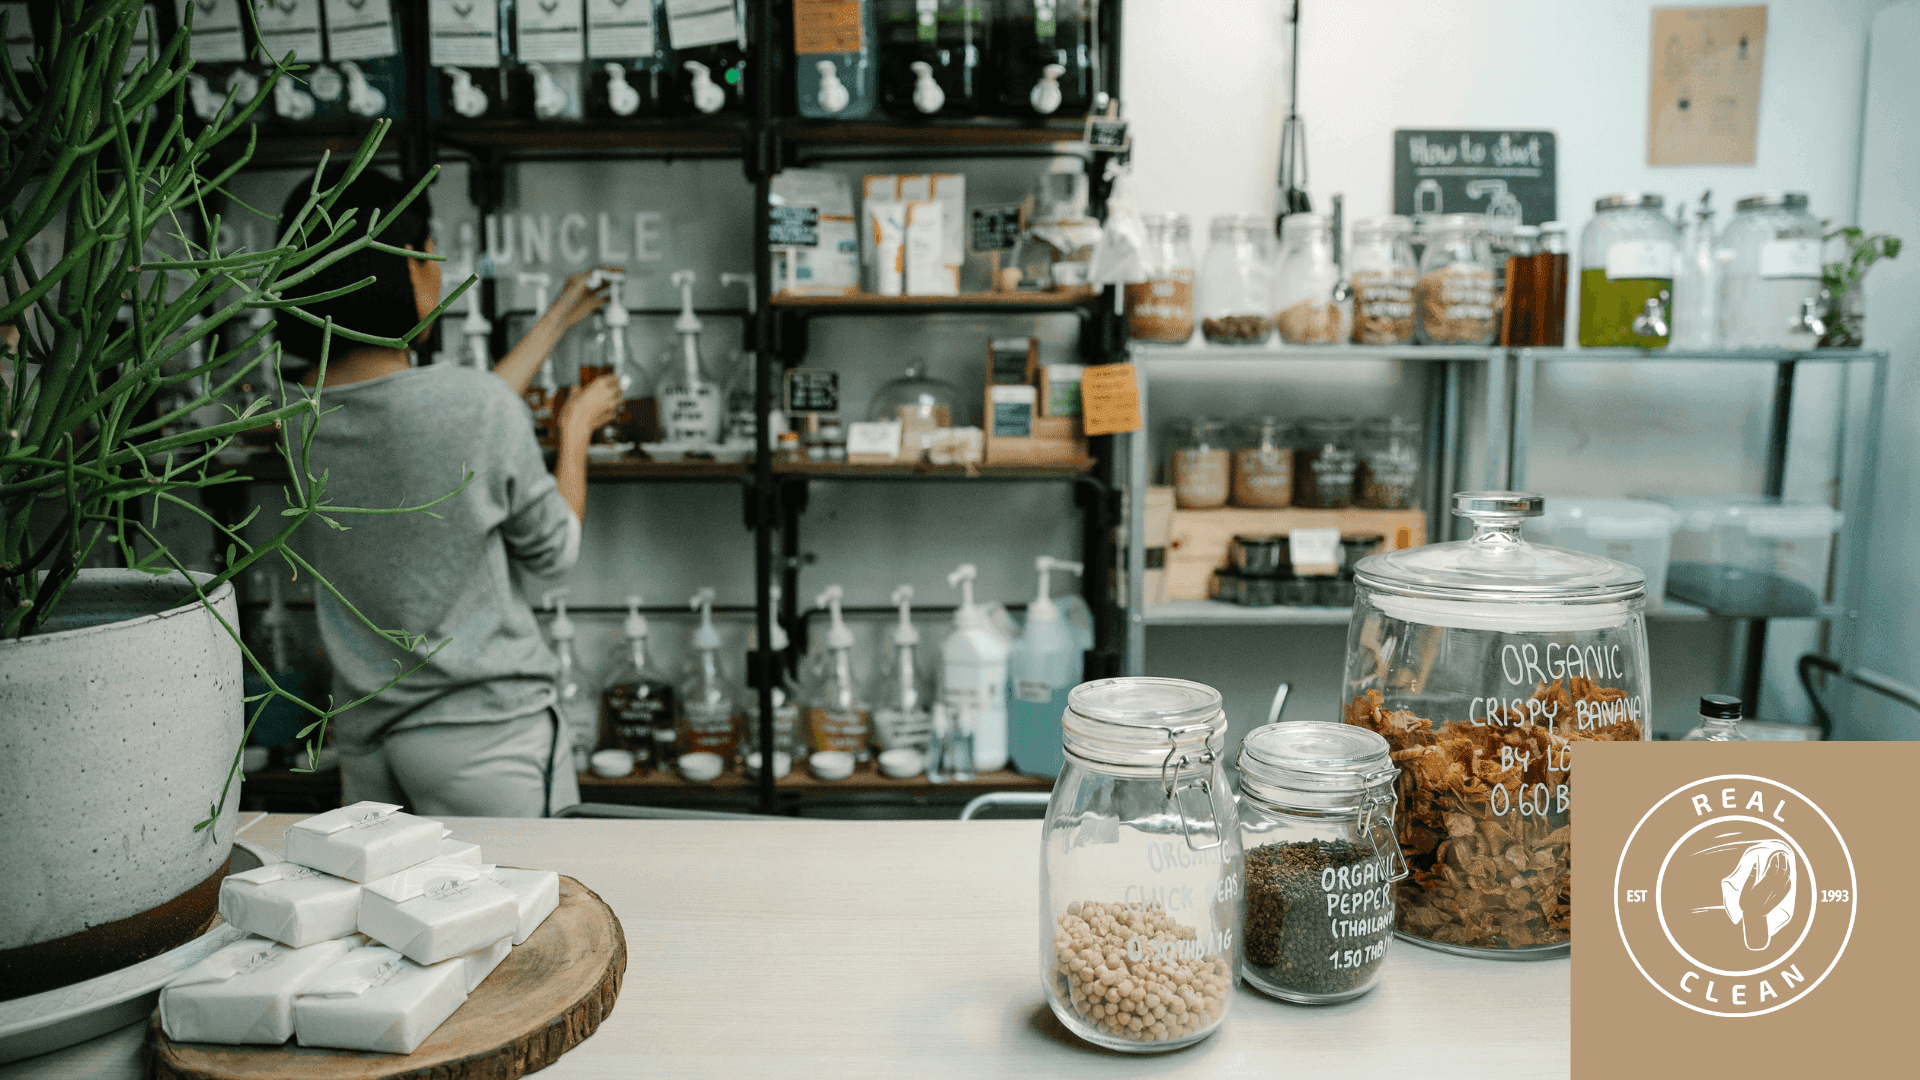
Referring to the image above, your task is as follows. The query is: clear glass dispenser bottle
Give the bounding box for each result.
[870,586,935,753]
[803,585,872,759]
[657,269,724,445]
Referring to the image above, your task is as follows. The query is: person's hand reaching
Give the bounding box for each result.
[547,267,623,333]
[1739,848,1792,950]
[557,373,622,445]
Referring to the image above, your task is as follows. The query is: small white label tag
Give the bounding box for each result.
[1289,527,1343,577]
[588,0,656,56]
[429,0,500,68]
[517,0,586,63]
[1604,240,1676,281]
[1759,238,1821,279]
[324,0,397,61]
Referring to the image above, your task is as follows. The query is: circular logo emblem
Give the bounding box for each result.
[1615,774,1856,1017]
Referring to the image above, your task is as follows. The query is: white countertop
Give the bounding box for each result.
[3,814,1569,1079]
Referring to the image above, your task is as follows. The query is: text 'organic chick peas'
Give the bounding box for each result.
[1051,901,1232,1044]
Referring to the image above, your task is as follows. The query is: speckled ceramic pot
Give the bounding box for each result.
[0,570,241,1000]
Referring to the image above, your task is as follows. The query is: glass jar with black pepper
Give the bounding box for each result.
[1293,417,1357,509]
[1199,215,1275,345]
[1236,720,1405,1004]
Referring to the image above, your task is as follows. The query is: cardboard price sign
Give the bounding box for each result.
[768,205,820,247]
[1078,363,1140,436]
[783,369,839,415]
[969,204,1023,254]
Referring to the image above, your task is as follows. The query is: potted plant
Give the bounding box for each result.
[1819,224,1902,348]
[0,2,468,1000]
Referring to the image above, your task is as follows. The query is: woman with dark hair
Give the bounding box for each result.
[283,165,620,817]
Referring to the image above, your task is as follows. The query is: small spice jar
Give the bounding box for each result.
[1348,216,1417,345]
[1577,193,1677,348]
[1125,213,1197,343]
[1414,214,1497,345]
[1231,416,1293,508]
[1292,417,1357,509]
[1170,419,1231,509]
[1237,721,1405,1004]
[1042,678,1240,1052]
[1355,416,1422,509]
[1199,215,1275,345]
[1272,213,1350,344]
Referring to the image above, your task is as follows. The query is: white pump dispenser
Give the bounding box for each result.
[459,223,491,370]
[624,594,649,642]
[658,269,722,444]
[942,564,1010,772]
[679,587,737,759]
[1030,63,1065,115]
[527,61,569,119]
[805,585,871,759]
[684,60,725,114]
[1008,556,1084,776]
[443,66,488,117]
[815,59,850,113]
[909,61,944,114]
[543,589,595,770]
[603,62,641,115]
[871,585,934,752]
[690,587,722,651]
[340,61,386,117]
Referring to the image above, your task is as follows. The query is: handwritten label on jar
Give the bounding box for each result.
[1351,270,1416,344]
[661,386,721,442]
[1759,238,1821,279]
[1604,240,1677,280]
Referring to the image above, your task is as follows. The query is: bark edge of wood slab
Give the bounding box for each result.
[144,875,627,1080]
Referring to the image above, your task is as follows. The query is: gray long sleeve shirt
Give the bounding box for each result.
[294,365,579,749]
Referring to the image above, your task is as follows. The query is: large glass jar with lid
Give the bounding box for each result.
[1125,213,1197,343]
[1718,192,1824,349]
[1348,216,1417,345]
[1578,193,1678,348]
[1237,721,1406,1004]
[1272,213,1350,345]
[1169,419,1231,509]
[1042,678,1239,1053]
[1199,215,1275,345]
[1341,492,1652,958]
[1231,417,1292,508]
[1413,214,1496,345]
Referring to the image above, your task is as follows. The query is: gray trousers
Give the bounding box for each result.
[340,710,580,817]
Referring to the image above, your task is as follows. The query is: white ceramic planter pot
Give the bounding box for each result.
[0,570,241,999]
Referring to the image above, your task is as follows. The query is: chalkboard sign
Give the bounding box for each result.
[1083,116,1130,152]
[969,204,1023,254]
[768,205,820,247]
[784,369,839,415]
[1392,130,1557,227]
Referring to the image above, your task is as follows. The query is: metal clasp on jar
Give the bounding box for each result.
[1357,768,1411,882]
[1159,724,1225,852]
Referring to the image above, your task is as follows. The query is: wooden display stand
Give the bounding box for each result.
[983,337,1088,467]
[1164,507,1429,601]
[147,876,625,1080]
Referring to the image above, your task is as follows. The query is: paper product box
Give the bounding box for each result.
[771,169,859,296]
[904,201,956,296]
[863,198,907,295]
[218,863,362,948]
[359,862,520,966]
[863,173,963,291]
[159,936,358,1045]
[487,867,561,945]
[462,936,513,993]
[436,839,484,868]
[294,945,468,1054]
[284,802,446,883]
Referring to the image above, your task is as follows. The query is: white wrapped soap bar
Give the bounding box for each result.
[285,802,446,883]
[461,936,512,993]
[294,945,467,1054]
[436,838,483,868]
[218,863,362,948]
[487,867,560,945]
[358,861,518,965]
[160,936,358,1045]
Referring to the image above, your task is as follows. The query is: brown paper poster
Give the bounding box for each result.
[1078,363,1141,436]
[1648,5,1767,164]
[1574,742,1916,1077]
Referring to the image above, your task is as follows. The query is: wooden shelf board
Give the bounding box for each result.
[770,287,1097,310]
[777,116,1088,147]
[586,459,750,481]
[433,120,748,155]
[773,460,1093,480]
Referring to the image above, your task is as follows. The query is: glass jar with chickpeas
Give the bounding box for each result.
[1040,678,1240,1053]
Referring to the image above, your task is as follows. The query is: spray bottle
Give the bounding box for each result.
[542,589,596,771]
[941,564,1009,773]
[803,585,871,759]
[870,585,934,753]
[657,269,723,444]
[1008,556,1084,776]
[600,595,676,769]
[744,584,802,760]
[678,588,739,760]
[517,272,557,445]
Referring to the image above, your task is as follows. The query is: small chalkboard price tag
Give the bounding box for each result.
[969,204,1023,254]
[783,369,839,415]
[1084,115,1130,152]
[768,205,820,248]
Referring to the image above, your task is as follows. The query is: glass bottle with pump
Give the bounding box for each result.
[323,0,405,128]
[743,584,803,762]
[579,270,652,444]
[657,269,723,445]
[430,0,508,126]
[879,0,988,118]
[508,0,585,122]
[803,585,872,759]
[587,0,673,119]
[942,564,1009,773]
[993,0,1092,118]
[600,595,677,769]
[542,589,597,772]
[870,586,934,753]
[794,0,877,119]
[678,588,740,761]
[1008,556,1083,777]
[717,271,783,447]
[515,273,560,448]
[179,0,263,136]
[664,0,747,115]
[1682,695,1748,741]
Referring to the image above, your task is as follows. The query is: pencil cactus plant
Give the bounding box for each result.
[0,1,469,827]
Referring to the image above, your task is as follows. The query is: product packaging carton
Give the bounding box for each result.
[293,945,468,1054]
[284,802,447,883]
[486,867,562,945]
[358,862,519,965]
[904,201,955,295]
[863,173,964,291]
[159,936,359,1045]
[770,169,860,295]
[218,862,363,948]
[462,936,513,993]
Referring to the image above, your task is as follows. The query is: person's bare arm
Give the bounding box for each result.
[492,268,619,396]
[552,373,622,521]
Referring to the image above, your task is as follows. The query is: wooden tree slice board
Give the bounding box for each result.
[146,875,625,1080]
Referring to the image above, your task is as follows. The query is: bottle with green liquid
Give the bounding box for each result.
[1577,193,1678,348]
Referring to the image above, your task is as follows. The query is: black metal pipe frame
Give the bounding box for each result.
[749,0,780,815]
[1742,360,1798,709]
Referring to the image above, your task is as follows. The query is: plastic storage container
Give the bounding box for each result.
[1651,496,1843,617]
[1526,499,1683,603]
[1041,678,1238,1052]
[1342,492,1651,958]
[1236,721,1405,1004]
